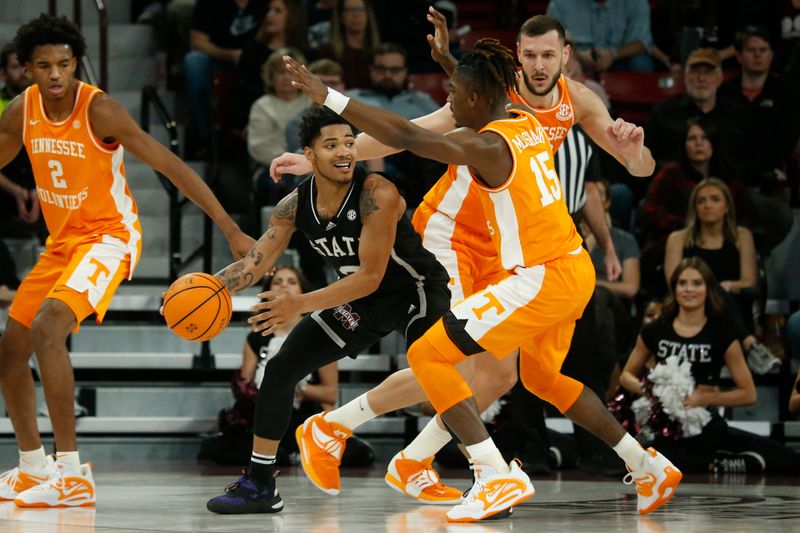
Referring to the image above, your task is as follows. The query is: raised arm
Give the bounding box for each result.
[89,94,254,258]
[426,5,458,76]
[571,79,655,177]
[215,191,297,295]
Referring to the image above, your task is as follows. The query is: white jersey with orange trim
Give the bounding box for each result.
[476,108,582,269]
[509,73,575,153]
[23,81,142,277]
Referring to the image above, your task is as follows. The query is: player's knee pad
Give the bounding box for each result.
[522,371,584,414]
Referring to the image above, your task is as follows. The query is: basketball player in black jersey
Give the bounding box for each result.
[205,106,450,514]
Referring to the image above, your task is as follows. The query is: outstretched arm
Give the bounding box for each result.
[571,80,655,177]
[269,103,456,180]
[89,94,255,259]
[0,97,25,171]
[284,55,508,183]
[215,191,297,294]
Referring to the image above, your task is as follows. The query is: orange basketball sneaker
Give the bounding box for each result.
[15,462,96,508]
[445,460,534,523]
[624,447,682,514]
[385,452,463,505]
[0,456,56,501]
[295,413,351,495]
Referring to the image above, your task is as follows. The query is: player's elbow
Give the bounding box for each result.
[359,270,383,295]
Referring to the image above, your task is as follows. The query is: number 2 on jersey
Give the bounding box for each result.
[48,159,67,189]
[530,151,561,206]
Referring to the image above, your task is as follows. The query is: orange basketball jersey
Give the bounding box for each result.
[509,73,575,153]
[23,82,142,277]
[476,108,582,269]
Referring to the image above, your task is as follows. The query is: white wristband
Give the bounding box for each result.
[323,88,350,114]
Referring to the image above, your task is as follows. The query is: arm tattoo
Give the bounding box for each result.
[274,191,298,221]
[359,186,380,219]
[217,261,247,293]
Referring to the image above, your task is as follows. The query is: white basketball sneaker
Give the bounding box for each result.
[15,462,96,508]
[0,456,56,500]
[445,459,534,523]
[624,447,682,514]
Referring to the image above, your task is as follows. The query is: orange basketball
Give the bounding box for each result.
[163,272,232,342]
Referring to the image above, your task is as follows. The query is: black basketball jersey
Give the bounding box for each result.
[294,167,448,298]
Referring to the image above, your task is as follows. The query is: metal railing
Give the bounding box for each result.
[49,0,108,90]
[139,86,213,284]
[140,85,215,369]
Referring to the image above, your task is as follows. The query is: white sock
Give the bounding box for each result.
[402,416,453,462]
[55,451,81,474]
[19,446,47,473]
[324,393,376,431]
[465,438,509,475]
[612,433,647,471]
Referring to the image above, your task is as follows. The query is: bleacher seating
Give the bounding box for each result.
[408,72,449,105]
[601,71,684,125]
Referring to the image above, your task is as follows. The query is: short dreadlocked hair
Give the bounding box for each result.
[454,38,518,106]
[298,106,356,149]
[13,13,86,64]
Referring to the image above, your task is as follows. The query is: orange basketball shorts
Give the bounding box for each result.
[9,236,132,333]
[408,247,595,413]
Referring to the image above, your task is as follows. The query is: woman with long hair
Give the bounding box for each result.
[620,257,797,473]
[316,0,381,89]
[233,0,309,129]
[641,117,746,247]
[664,178,780,374]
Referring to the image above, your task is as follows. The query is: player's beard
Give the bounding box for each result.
[522,67,561,97]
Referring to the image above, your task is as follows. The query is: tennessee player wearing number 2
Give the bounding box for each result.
[0,14,253,508]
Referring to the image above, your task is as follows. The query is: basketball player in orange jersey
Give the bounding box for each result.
[285,36,680,523]
[0,14,253,508]
[271,10,657,507]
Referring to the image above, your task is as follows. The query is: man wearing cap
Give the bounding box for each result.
[645,47,745,166]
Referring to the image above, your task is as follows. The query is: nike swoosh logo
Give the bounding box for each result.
[29,120,40,126]
[310,421,343,460]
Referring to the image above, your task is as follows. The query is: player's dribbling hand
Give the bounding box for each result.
[283,55,328,105]
[269,152,312,182]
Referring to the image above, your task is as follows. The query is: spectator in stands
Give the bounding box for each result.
[778,0,800,79]
[0,43,39,238]
[198,266,374,466]
[717,26,800,193]
[232,0,309,130]
[645,47,744,166]
[248,48,310,207]
[649,0,740,70]
[315,0,381,90]
[664,178,781,375]
[620,256,799,474]
[183,0,265,152]
[641,117,746,248]
[546,0,654,73]
[563,32,611,109]
[347,42,440,206]
[584,178,640,301]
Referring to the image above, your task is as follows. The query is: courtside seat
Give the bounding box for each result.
[600,71,684,125]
